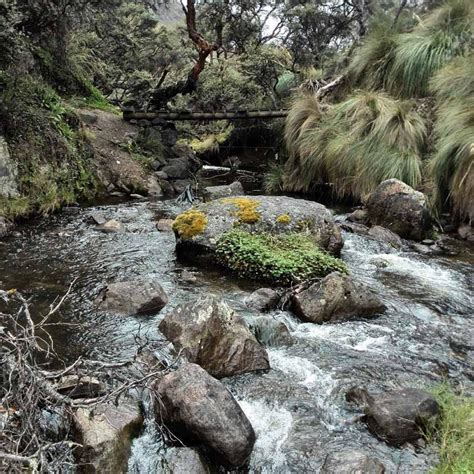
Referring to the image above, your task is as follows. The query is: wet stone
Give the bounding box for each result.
[321,450,385,474]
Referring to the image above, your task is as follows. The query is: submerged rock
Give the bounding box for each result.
[96,219,123,233]
[73,400,143,473]
[97,280,168,315]
[155,363,255,468]
[368,225,403,249]
[366,179,431,241]
[203,181,244,201]
[347,387,439,445]
[292,272,385,324]
[321,450,385,473]
[159,296,269,378]
[244,288,280,312]
[250,317,294,347]
[173,195,343,264]
[162,447,210,473]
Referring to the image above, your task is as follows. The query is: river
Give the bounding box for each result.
[0,198,472,473]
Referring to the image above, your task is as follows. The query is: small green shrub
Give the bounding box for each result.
[427,385,474,473]
[215,229,348,285]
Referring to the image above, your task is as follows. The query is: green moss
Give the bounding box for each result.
[276,214,292,225]
[69,85,119,114]
[222,197,261,224]
[215,229,348,285]
[173,210,208,239]
[427,385,474,473]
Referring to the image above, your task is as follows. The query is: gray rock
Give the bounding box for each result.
[203,181,244,201]
[175,195,343,264]
[156,218,174,232]
[160,128,178,147]
[145,176,163,198]
[162,447,210,473]
[366,179,432,241]
[347,387,439,446]
[90,212,107,226]
[155,170,168,180]
[0,135,19,198]
[173,179,192,195]
[244,288,280,312]
[292,272,385,324]
[162,157,191,179]
[250,317,294,347]
[458,224,474,241]
[368,225,403,249]
[96,219,123,233]
[97,280,168,315]
[74,400,143,473]
[155,363,255,467]
[321,450,385,473]
[348,209,368,224]
[159,296,269,378]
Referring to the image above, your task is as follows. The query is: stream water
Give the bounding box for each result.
[0,198,472,473]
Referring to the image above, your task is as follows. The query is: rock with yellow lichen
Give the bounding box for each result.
[173,195,343,270]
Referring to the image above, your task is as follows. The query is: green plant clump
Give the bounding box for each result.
[428,385,474,473]
[215,229,348,285]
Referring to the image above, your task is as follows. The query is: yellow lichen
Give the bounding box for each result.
[172,209,208,239]
[222,197,261,224]
[276,214,291,225]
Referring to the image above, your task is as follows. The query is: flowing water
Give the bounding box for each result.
[0,198,472,473]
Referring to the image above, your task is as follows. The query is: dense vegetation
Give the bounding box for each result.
[216,229,348,284]
[279,0,473,222]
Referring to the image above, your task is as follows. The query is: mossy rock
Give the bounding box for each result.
[172,195,344,275]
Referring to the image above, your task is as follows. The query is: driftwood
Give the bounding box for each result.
[0,284,173,472]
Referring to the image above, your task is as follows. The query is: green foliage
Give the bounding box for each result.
[284,91,426,199]
[428,385,474,474]
[0,75,98,219]
[215,229,348,285]
[429,55,474,220]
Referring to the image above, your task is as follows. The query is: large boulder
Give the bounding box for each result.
[73,400,143,473]
[161,156,193,179]
[97,280,168,315]
[0,135,19,198]
[347,387,439,445]
[173,195,343,263]
[159,296,269,378]
[292,272,385,324]
[321,450,385,474]
[368,225,403,249]
[366,179,431,240]
[155,363,255,467]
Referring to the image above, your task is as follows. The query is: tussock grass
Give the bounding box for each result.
[428,385,474,473]
[284,91,425,200]
[430,55,474,220]
[347,0,473,98]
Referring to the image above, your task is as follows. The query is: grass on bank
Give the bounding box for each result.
[429,385,474,473]
[215,229,348,285]
[284,91,425,200]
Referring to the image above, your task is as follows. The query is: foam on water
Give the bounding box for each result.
[238,399,293,471]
